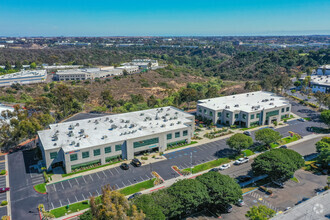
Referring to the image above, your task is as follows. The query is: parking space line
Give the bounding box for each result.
[75,195,78,202]
[82,176,87,184]
[61,182,64,190]
[128,180,132,185]
[51,202,54,209]
[102,170,107,177]
[108,169,114,176]
[96,190,100,196]
[67,198,70,204]
[115,168,120,174]
[75,178,79,185]
[82,194,86,200]
[140,176,145,181]
[96,172,101,179]
[122,181,126,187]
[53,184,56,192]
[89,192,92,197]
[59,200,62,207]
[89,175,94,181]
[115,184,119,189]
[68,180,72,188]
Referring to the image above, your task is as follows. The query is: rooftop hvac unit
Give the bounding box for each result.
[140,113,144,116]
[170,123,174,126]
[76,123,79,126]
[161,124,166,127]
[69,125,74,130]
[125,120,130,123]
[269,103,274,105]
[76,143,80,147]
[110,119,113,123]
[80,129,84,133]
[177,121,181,124]
[88,120,91,123]
[71,141,75,145]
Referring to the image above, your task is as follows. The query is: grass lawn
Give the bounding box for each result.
[167,141,198,150]
[241,125,259,131]
[242,186,257,194]
[50,201,90,218]
[183,158,230,174]
[303,117,311,121]
[62,160,121,177]
[119,178,156,196]
[34,183,46,193]
[242,149,254,157]
[291,176,299,183]
[270,135,300,149]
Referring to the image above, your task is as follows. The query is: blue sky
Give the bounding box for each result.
[1,0,330,36]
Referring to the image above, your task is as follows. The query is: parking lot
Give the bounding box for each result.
[47,164,156,209]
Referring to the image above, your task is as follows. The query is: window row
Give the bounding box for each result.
[167,130,188,140]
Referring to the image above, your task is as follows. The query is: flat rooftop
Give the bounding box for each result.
[318,65,330,70]
[310,75,330,86]
[272,190,330,220]
[0,70,46,79]
[198,91,290,112]
[38,106,193,152]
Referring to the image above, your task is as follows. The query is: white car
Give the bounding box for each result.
[298,118,305,122]
[234,157,249,165]
[219,163,231,170]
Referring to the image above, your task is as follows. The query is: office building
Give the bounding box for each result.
[38,106,194,173]
[121,59,158,69]
[54,67,123,81]
[316,65,330,76]
[115,65,139,74]
[196,91,291,127]
[310,75,330,93]
[0,70,47,87]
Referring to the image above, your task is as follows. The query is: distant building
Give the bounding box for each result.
[54,67,123,81]
[196,91,291,127]
[42,65,83,70]
[0,70,47,87]
[0,104,14,124]
[115,66,139,74]
[310,75,330,93]
[37,106,195,173]
[316,65,330,76]
[121,59,159,69]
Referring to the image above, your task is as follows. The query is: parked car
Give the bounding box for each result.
[306,127,314,132]
[236,175,252,182]
[219,163,230,170]
[296,197,309,205]
[280,145,288,149]
[272,180,284,188]
[298,118,305,122]
[243,131,251,136]
[0,188,9,193]
[120,163,129,170]
[131,158,142,167]
[234,157,249,165]
[219,204,233,213]
[209,168,219,172]
[128,192,142,200]
[284,207,291,211]
[236,199,245,207]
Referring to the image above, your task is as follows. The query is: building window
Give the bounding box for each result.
[235,114,238,119]
[105,147,111,154]
[133,138,159,148]
[266,110,279,118]
[210,111,213,116]
[242,114,247,119]
[281,108,284,113]
[115,145,122,151]
[204,109,207,114]
[94,149,101,156]
[198,108,202,113]
[70,154,78,161]
[226,113,230,118]
[251,114,254,120]
[82,151,89,159]
[183,130,188,136]
[175,132,180,138]
[217,112,221,117]
[256,113,260,118]
[167,134,172,140]
[286,107,290,112]
[50,152,57,159]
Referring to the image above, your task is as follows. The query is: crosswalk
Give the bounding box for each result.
[248,191,278,212]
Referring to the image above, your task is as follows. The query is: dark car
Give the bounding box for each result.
[128,192,142,200]
[209,168,219,172]
[243,131,251,136]
[219,204,233,213]
[280,145,288,149]
[236,175,252,182]
[272,180,284,188]
[0,188,9,193]
[120,163,129,170]
[131,158,142,167]
[306,127,314,132]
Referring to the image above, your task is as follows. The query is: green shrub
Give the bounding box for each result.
[0,170,6,175]
[141,157,148,160]
[1,201,7,206]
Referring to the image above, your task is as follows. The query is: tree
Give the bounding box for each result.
[166,179,209,218]
[252,149,304,181]
[4,61,11,70]
[30,62,37,69]
[89,184,145,220]
[320,110,330,127]
[226,133,253,153]
[196,172,242,206]
[133,194,165,220]
[294,81,301,87]
[315,137,330,168]
[246,204,275,220]
[255,128,282,147]
[101,90,116,111]
[123,69,128,76]
[15,61,23,70]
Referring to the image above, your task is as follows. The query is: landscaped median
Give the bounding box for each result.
[33,183,47,194]
[182,158,230,174]
[119,178,156,195]
[62,160,121,177]
[270,134,301,148]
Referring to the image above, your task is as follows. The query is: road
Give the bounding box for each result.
[8,102,327,220]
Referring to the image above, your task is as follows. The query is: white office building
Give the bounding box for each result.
[115,65,139,74]
[121,59,159,69]
[196,91,291,127]
[310,75,330,93]
[38,106,194,173]
[0,70,47,87]
[54,67,123,81]
[316,65,330,76]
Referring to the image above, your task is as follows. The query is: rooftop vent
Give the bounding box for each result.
[233,96,235,98]
[54,143,57,146]
[76,143,80,147]
[270,98,274,101]
[88,120,91,123]
[140,113,144,116]
[110,119,113,123]
[76,123,79,126]
[269,103,274,105]
[177,121,181,124]
[161,124,166,127]
[247,94,249,97]
[80,129,84,134]
[71,141,75,145]
[170,123,174,126]
[102,135,108,139]
[69,125,74,130]
[94,127,97,130]
[234,104,239,107]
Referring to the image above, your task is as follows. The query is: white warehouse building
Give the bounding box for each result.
[316,65,330,76]
[0,70,47,87]
[196,91,291,128]
[38,106,194,173]
[310,75,330,93]
[54,67,123,81]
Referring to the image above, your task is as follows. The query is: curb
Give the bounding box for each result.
[33,185,47,195]
[47,175,82,185]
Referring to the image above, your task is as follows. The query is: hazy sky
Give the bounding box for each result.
[1,0,330,36]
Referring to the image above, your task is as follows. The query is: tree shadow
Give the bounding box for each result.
[213,148,237,158]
